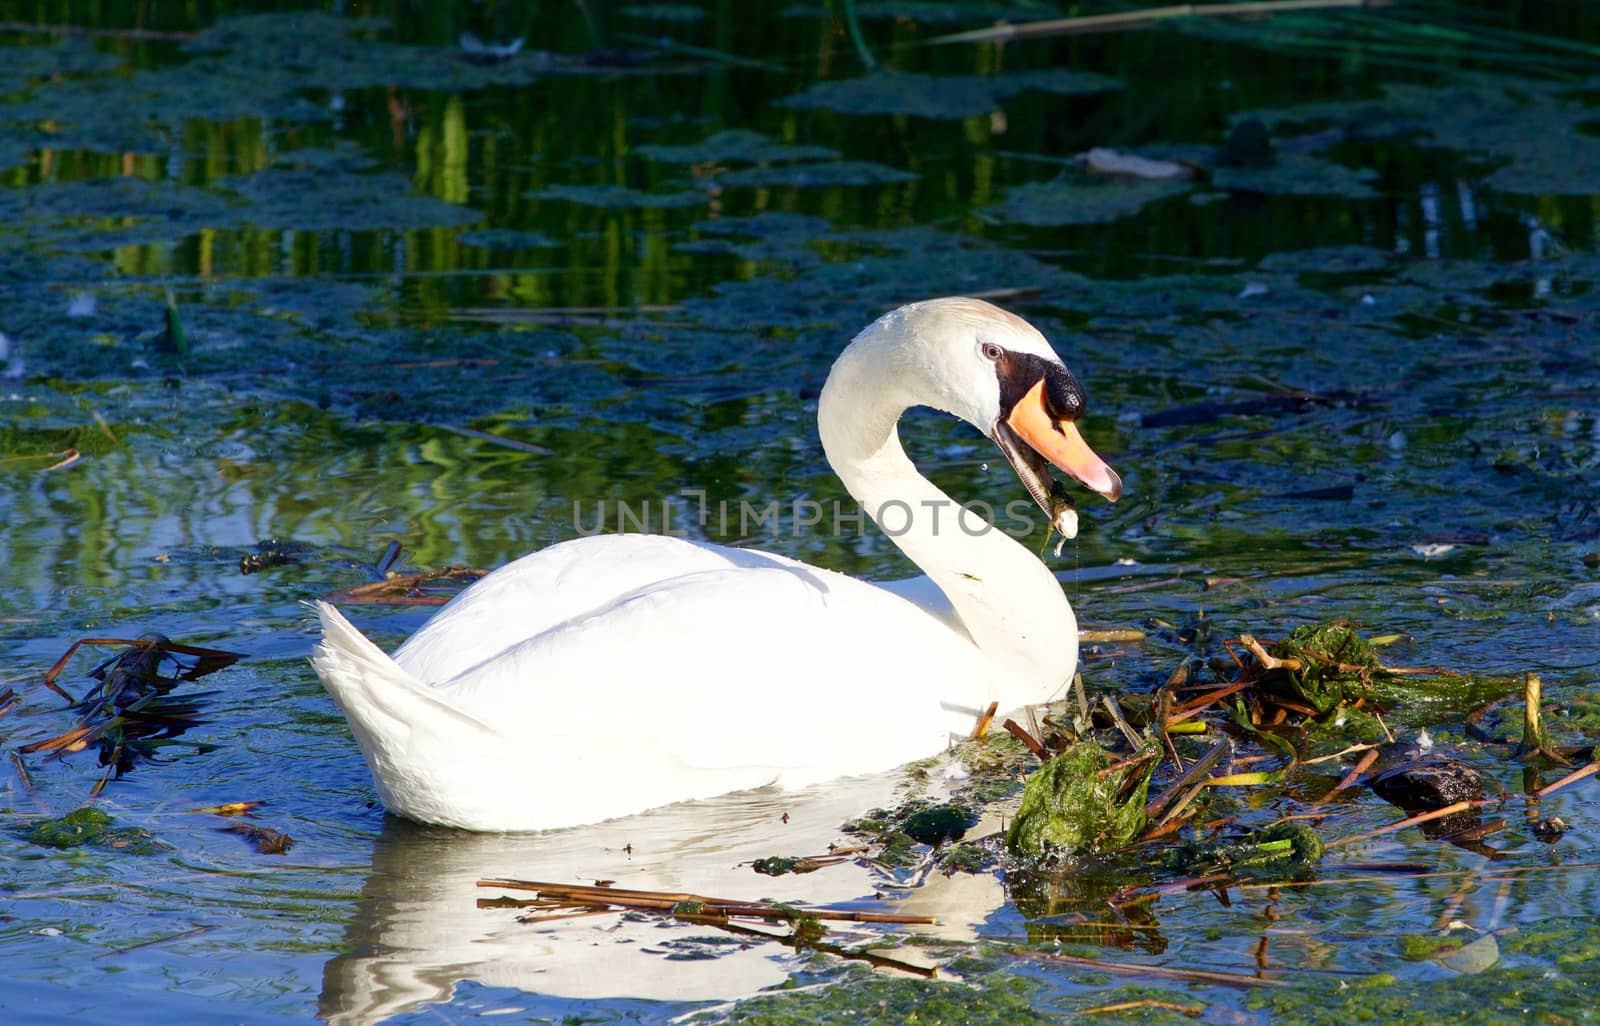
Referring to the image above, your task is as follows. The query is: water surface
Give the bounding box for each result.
[1,2,1598,1023]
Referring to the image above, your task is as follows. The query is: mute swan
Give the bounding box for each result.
[312,297,1121,831]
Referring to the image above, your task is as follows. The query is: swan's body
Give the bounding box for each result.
[313,297,1120,831]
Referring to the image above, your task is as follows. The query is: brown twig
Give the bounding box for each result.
[1145,738,1231,826]
[681,915,939,978]
[1018,949,1288,989]
[1327,800,1489,849]
[94,926,213,959]
[1003,718,1049,761]
[475,878,936,925]
[1317,748,1380,804]
[1165,680,1252,724]
[1101,695,1144,751]
[1086,999,1204,1017]
[1239,634,1301,673]
[322,566,489,605]
[1098,749,1160,781]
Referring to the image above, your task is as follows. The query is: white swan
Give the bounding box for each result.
[312,297,1121,831]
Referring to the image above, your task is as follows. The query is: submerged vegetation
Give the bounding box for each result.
[0,0,1598,1023]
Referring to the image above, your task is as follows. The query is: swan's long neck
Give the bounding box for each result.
[817,337,1078,709]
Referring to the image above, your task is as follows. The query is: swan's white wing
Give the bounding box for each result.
[394,535,804,686]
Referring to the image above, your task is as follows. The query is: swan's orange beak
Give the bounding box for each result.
[1005,379,1122,501]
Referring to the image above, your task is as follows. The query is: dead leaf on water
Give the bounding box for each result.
[188,801,263,817]
[220,821,294,855]
[1081,147,1195,181]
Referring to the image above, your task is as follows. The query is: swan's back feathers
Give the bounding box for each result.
[393,535,801,686]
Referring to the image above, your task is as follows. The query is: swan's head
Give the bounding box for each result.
[847,297,1122,516]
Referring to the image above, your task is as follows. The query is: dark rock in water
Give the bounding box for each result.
[1366,740,1489,841]
[1367,741,1485,812]
[1531,817,1569,843]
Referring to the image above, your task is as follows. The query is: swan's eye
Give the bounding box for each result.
[980,342,1004,362]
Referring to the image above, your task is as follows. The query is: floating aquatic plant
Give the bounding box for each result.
[776,68,1121,120]
[637,129,838,165]
[22,807,166,855]
[17,635,244,795]
[1005,740,1158,859]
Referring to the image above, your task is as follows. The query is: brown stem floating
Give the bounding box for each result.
[476,878,935,925]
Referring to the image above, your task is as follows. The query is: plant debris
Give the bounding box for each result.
[750,845,867,876]
[16,635,243,794]
[1156,821,1326,882]
[220,821,295,855]
[321,565,488,606]
[476,878,933,933]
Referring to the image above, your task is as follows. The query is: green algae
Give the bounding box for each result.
[983,176,1192,227]
[1259,245,1393,275]
[680,212,832,267]
[776,68,1121,120]
[842,798,979,867]
[533,183,706,208]
[0,159,474,252]
[935,842,996,874]
[1262,622,1382,715]
[900,802,979,845]
[721,968,1054,1026]
[1239,75,1600,196]
[622,4,710,23]
[1251,624,1525,729]
[224,164,480,232]
[1005,742,1156,859]
[23,808,165,855]
[680,225,1093,333]
[457,228,560,250]
[1243,961,1592,1025]
[1157,821,1325,881]
[638,129,838,165]
[1210,153,1381,198]
[1397,931,1475,961]
[1,12,560,163]
[0,39,124,95]
[183,11,553,92]
[712,160,917,189]
[751,856,803,876]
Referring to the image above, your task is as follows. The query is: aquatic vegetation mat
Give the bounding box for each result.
[776,68,1121,120]
[1238,74,1600,196]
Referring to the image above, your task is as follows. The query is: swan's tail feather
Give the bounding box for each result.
[309,601,492,737]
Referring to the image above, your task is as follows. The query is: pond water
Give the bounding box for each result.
[2,2,1598,1023]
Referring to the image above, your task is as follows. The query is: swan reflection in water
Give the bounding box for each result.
[318,772,1008,1025]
